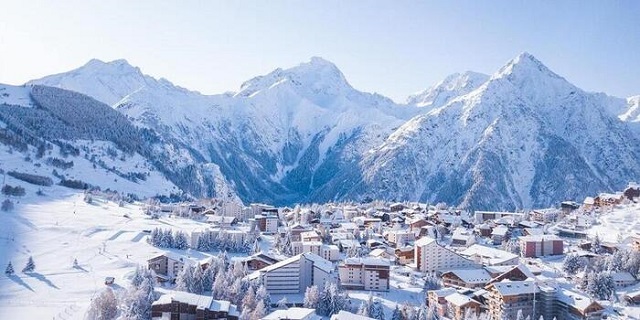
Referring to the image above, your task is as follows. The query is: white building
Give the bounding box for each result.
[247,252,334,295]
[222,201,244,221]
[292,241,340,261]
[265,215,279,234]
[338,257,390,291]
[414,236,475,273]
[384,229,415,247]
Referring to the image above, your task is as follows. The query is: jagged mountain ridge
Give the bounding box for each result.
[22,53,640,209]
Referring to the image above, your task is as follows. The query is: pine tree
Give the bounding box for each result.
[175,264,194,292]
[303,285,320,309]
[211,268,226,299]
[256,284,271,313]
[592,234,602,254]
[22,256,35,273]
[357,301,369,317]
[562,254,584,275]
[391,305,404,320]
[516,309,524,320]
[5,261,14,275]
[191,265,204,294]
[86,287,118,320]
[73,258,79,268]
[252,300,267,319]
[369,300,385,320]
[241,285,257,311]
[252,239,261,254]
[174,231,189,250]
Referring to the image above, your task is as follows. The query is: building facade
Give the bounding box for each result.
[338,257,390,291]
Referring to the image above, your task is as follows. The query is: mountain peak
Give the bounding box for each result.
[494,52,559,80]
[236,57,351,98]
[407,71,489,108]
[81,58,141,74]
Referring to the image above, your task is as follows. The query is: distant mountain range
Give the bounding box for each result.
[0,52,637,209]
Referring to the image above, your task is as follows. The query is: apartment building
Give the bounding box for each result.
[338,257,390,291]
[486,280,539,320]
[414,236,475,273]
[246,252,334,295]
[519,235,564,258]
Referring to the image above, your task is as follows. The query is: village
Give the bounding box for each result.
[98,182,640,320]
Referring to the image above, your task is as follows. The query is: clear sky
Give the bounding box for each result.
[0,1,638,102]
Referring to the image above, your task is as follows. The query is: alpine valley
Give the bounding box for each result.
[2,53,638,210]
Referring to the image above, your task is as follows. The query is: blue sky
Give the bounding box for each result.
[0,1,638,102]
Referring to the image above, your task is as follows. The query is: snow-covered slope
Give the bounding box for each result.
[407,71,489,112]
[23,53,640,209]
[331,53,640,209]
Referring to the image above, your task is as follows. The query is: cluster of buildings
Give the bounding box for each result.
[145,184,640,320]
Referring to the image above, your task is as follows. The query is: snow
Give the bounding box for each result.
[489,280,538,296]
[263,307,318,320]
[0,184,234,319]
[0,84,35,107]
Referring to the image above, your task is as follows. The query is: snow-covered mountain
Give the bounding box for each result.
[329,53,640,209]
[407,71,489,111]
[21,53,640,209]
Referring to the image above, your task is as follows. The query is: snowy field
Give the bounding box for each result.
[0,182,221,319]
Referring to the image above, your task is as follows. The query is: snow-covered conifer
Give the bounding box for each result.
[22,256,35,273]
[5,261,14,275]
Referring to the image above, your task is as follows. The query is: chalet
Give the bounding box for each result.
[384,229,415,248]
[241,253,281,271]
[474,211,524,223]
[151,291,239,320]
[490,225,509,245]
[554,288,605,320]
[394,246,414,265]
[485,264,535,284]
[147,253,192,283]
[427,288,457,318]
[624,290,640,304]
[594,192,624,207]
[205,215,237,227]
[441,269,492,289]
[451,227,475,247]
[583,197,595,210]
[444,293,482,320]
[289,224,312,241]
[612,271,637,288]
[300,230,322,242]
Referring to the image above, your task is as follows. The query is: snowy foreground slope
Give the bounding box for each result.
[22,53,640,209]
[0,182,213,319]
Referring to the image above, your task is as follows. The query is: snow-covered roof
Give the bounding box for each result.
[369,248,387,257]
[415,236,436,246]
[153,291,232,312]
[519,234,562,242]
[489,280,538,296]
[458,244,518,265]
[443,268,492,284]
[428,287,456,298]
[343,257,390,267]
[556,288,602,312]
[584,197,595,205]
[302,252,334,273]
[263,307,317,320]
[330,310,375,320]
[491,225,509,236]
[612,271,636,282]
[445,292,478,307]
